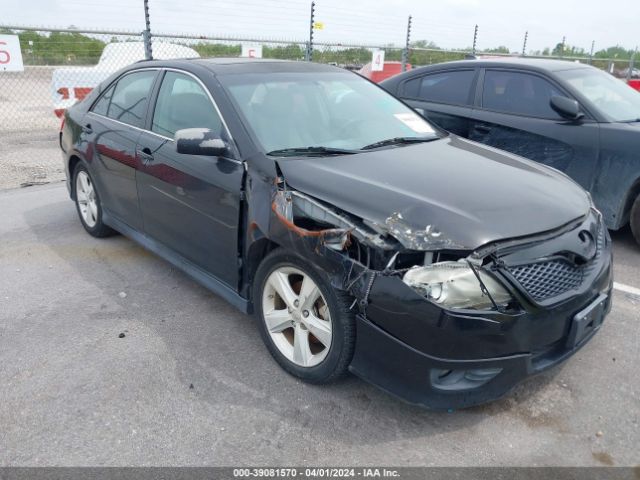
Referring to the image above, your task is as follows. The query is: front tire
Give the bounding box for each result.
[72,163,115,238]
[630,193,640,247]
[254,249,356,384]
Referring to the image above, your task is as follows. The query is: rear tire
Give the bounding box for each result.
[253,248,356,384]
[72,163,115,238]
[630,194,640,247]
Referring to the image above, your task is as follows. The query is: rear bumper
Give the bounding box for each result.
[350,290,611,410]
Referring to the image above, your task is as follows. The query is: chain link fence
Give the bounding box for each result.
[0,25,637,188]
[0,28,147,188]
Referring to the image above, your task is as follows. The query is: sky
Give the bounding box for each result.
[3,0,638,54]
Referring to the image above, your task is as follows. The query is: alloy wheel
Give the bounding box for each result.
[76,170,98,228]
[261,266,332,367]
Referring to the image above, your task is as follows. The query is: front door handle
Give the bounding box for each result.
[82,123,93,134]
[137,147,154,163]
[473,124,492,134]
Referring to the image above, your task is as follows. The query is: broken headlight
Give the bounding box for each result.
[402,261,513,310]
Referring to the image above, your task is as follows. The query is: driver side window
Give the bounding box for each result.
[152,71,223,139]
[482,70,564,119]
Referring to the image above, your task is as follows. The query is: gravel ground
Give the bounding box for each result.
[0,67,65,189]
[0,129,63,189]
[0,183,638,467]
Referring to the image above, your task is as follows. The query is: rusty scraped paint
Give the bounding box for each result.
[271,195,352,251]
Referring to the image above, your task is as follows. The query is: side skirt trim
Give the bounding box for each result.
[103,210,250,313]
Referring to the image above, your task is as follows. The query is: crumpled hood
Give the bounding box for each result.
[277,135,590,250]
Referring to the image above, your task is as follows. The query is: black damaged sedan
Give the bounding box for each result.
[60,59,612,409]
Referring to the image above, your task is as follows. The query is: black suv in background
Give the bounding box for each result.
[381,59,640,246]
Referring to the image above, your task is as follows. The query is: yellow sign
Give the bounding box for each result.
[313,22,324,30]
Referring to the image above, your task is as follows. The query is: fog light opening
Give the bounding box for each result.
[430,367,503,391]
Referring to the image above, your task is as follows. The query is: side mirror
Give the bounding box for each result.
[550,96,584,121]
[175,128,228,156]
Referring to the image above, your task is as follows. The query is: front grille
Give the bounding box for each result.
[507,220,605,302]
[510,260,584,301]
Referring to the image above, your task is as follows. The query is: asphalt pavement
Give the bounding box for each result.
[1,182,638,466]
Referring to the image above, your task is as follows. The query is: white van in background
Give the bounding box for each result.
[51,42,199,117]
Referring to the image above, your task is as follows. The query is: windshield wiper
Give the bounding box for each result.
[361,136,438,150]
[267,146,360,157]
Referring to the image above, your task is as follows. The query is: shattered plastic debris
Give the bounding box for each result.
[273,189,293,222]
[384,212,465,250]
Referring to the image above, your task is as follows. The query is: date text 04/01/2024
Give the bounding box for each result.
[232,468,400,478]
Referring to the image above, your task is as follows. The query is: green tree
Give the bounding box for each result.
[193,42,241,57]
[263,44,306,60]
[11,30,105,65]
[411,40,440,49]
[483,46,510,54]
[594,45,634,60]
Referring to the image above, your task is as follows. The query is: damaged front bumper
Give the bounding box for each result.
[268,181,613,409]
[349,278,612,410]
[347,226,613,410]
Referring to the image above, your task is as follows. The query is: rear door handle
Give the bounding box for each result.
[137,147,154,163]
[82,123,93,134]
[473,124,492,134]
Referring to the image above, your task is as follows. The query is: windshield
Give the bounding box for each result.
[219,71,438,154]
[557,68,640,122]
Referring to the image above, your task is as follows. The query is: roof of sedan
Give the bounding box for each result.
[135,57,343,74]
[422,57,590,73]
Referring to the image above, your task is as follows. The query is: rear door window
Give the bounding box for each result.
[482,70,563,119]
[403,70,476,106]
[103,70,157,128]
[91,84,115,117]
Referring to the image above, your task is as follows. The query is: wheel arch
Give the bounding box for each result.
[242,236,280,306]
[619,175,640,228]
[67,154,83,200]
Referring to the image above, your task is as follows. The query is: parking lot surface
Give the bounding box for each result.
[0,183,638,466]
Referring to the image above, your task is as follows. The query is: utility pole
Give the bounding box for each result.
[472,24,478,56]
[628,46,638,81]
[589,40,595,64]
[560,35,566,57]
[522,31,528,56]
[305,1,315,62]
[401,15,412,72]
[142,0,152,60]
